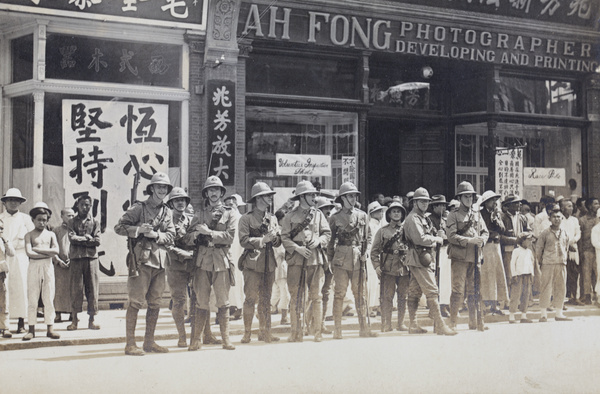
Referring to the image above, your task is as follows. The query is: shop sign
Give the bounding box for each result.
[341,156,357,184]
[62,99,169,275]
[523,167,566,187]
[207,80,236,186]
[46,34,181,87]
[276,154,332,176]
[239,3,599,73]
[495,147,524,200]
[1,0,206,30]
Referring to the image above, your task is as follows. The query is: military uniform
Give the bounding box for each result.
[447,203,489,327]
[327,206,375,338]
[370,219,409,332]
[238,207,281,343]
[114,172,175,355]
[403,187,456,335]
[281,204,331,342]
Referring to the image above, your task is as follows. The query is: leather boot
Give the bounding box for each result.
[17,318,26,334]
[428,298,457,336]
[397,298,408,331]
[381,297,393,332]
[407,298,427,334]
[189,308,207,351]
[203,318,222,345]
[22,325,35,341]
[46,324,60,339]
[449,292,462,329]
[332,297,343,339]
[143,308,168,353]
[172,302,187,347]
[288,300,299,342]
[88,316,100,330]
[67,313,78,331]
[218,307,235,350]
[359,314,378,337]
[241,306,254,344]
[280,309,289,325]
[124,307,144,356]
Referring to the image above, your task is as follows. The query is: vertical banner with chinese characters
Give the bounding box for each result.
[341,156,357,185]
[207,80,235,186]
[62,99,169,276]
[495,147,524,200]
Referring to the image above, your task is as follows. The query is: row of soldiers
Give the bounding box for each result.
[115,172,466,356]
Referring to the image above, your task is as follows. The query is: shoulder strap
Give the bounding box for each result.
[290,208,315,239]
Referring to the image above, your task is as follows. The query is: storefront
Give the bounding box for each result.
[0,1,207,279]
[237,0,600,205]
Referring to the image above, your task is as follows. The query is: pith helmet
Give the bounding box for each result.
[291,180,318,200]
[335,182,360,203]
[412,187,431,201]
[167,187,190,206]
[202,176,226,198]
[385,201,407,223]
[249,182,276,203]
[315,197,335,210]
[29,201,52,217]
[1,188,26,203]
[368,201,384,215]
[146,172,173,195]
[480,190,501,205]
[455,181,476,198]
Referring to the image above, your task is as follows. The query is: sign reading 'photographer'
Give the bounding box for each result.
[523,167,566,187]
[276,154,332,176]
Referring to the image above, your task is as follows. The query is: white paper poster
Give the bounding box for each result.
[275,154,332,177]
[495,147,524,200]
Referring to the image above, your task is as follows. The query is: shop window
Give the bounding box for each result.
[498,76,580,116]
[246,51,358,99]
[45,34,182,88]
[12,95,34,168]
[455,123,582,199]
[11,35,33,83]
[246,107,358,197]
[452,75,487,114]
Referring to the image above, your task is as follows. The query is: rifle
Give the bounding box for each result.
[261,208,273,335]
[359,220,371,328]
[472,203,484,331]
[296,251,308,338]
[126,237,139,278]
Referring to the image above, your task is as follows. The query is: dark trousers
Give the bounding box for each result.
[70,257,99,316]
[566,257,580,299]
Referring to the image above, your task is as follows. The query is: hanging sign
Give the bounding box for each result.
[276,154,332,176]
[342,156,357,184]
[523,167,566,187]
[495,147,524,199]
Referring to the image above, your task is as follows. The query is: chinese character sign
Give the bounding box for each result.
[341,156,357,184]
[62,99,169,275]
[207,80,235,186]
[495,147,524,200]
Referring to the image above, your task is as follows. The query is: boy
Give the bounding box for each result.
[52,208,75,323]
[0,188,34,334]
[23,203,60,340]
[508,233,535,323]
[0,219,14,338]
[536,205,571,322]
[68,196,101,330]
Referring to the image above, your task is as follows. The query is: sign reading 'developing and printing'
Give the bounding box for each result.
[239,3,599,73]
[523,167,566,187]
[495,147,524,200]
[276,154,332,177]
[63,99,169,275]
[1,0,207,30]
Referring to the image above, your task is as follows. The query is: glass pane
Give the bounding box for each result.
[12,95,34,168]
[247,51,357,99]
[11,35,33,83]
[45,34,182,87]
[456,134,477,167]
[498,76,580,116]
[452,76,487,114]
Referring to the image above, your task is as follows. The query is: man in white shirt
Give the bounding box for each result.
[561,200,582,305]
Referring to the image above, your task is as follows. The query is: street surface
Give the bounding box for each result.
[2,315,600,393]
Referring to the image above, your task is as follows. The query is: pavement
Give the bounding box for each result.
[2,300,599,352]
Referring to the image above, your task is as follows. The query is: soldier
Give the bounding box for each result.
[186,176,236,351]
[115,172,175,356]
[315,196,336,334]
[238,182,281,344]
[371,201,409,332]
[428,195,451,317]
[403,187,456,335]
[327,182,377,339]
[281,181,331,343]
[164,187,205,348]
[446,181,489,331]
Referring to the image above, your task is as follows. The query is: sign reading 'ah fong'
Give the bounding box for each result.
[276,154,332,177]
[239,4,599,73]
